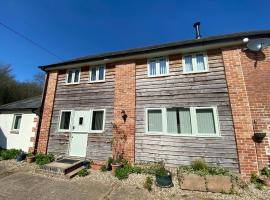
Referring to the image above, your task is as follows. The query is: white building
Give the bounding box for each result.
[0,96,41,152]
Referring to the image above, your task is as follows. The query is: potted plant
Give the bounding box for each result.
[111,154,123,173]
[16,150,26,162]
[155,162,173,188]
[253,132,266,143]
[26,152,35,163]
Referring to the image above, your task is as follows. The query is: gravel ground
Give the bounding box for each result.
[0,160,270,200]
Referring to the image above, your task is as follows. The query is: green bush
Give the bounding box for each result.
[250,172,264,190]
[191,159,208,171]
[143,176,153,192]
[0,149,21,160]
[77,168,89,177]
[35,153,54,166]
[115,165,132,180]
[261,167,270,178]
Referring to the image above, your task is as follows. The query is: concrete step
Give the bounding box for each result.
[65,166,85,179]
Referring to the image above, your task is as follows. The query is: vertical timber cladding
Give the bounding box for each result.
[113,62,136,162]
[135,50,240,171]
[37,71,58,153]
[47,66,115,161]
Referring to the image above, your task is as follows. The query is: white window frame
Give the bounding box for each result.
[182,52,209,74]
[65,68,81,84]
[90,109,106,133]
[89,65,106,83]
[58,110,73,132]
[145,106,220,137]
[11,114,22,131]
[147,57,169,77]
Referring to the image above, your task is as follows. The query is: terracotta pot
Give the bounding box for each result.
[262,178,270,187]
[26,156,35,163]
[91,163,104,171]
[111,163,121,173]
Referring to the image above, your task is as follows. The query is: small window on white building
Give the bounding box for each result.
[59,111,72,130]
[148,58,169,77]
[183,53,208,73]
[12,114,22,130]
[66,69,80,84]
[89,65,105,82]
[91,110,105,131]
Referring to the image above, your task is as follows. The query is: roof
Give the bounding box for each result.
[0,96,42,111]
[40,29,270,70]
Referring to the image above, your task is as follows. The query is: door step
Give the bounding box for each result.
[38,158,85,177]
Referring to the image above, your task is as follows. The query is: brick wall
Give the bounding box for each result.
[223,47,270,178]
[113,62,136,162]
[36,71,58,153]
[240,48,270,169]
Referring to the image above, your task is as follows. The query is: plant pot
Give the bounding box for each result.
[111,163,122,173]
[252,132,266,143]
[16,153,26,162]
[155,171,173,188]
[261,178,270,187]
[26,156,35,163]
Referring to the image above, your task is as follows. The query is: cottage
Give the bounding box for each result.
[0,96,41,152]
[36,28,270,178]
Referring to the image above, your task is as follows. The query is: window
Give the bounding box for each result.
[91,110,105,131]
[183,53,208,73]
[59,111,72,131]
[12,114,22,130]
[89,65,105,82]
[146,107,219,136]
[148,58,169,77]
[66,69,80,84]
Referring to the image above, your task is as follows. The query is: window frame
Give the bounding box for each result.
[147,57,169,77]
[89,65,106,83]
[145,106,220,137]
[58,110,73,132]
[182,52,209,74]
[90,109,106,133]
[11,114,22,131]
[65,68,81,85]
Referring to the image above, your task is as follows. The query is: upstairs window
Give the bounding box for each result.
[59,111,72,131]
[148,58,169,77]
[183,53,208,73]
[89,65,105,82]
[66,69,80,84]
[12,114,22,130]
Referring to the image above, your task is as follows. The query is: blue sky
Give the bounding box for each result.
[0,0,269,81]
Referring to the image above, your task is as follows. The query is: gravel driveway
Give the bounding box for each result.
[0,160,269,200]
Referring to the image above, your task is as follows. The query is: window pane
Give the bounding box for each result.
[74,70,80,82]
[91,67,96,81]
[60,112,71,130]
[148,110,162,132]
[67,71,73,83]
[196,109,216,134]
[149,61,156,75]
[179,108,192,134]
[159,58,167,75]
[92,111,104,130]
[184,56,193,72]
[13,115,22,129]
[99,66,104,80]
[167,108,178,133]
[196,54,205,71]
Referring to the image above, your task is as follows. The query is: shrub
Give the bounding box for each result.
[35,153,54,166]
[77,168,89,177]
[261,167,270,178]
[0,149,21,160]
[191,159,208,171]
[100,165,107,172]
[250,172,264,190]
[143,176,153,192]
[115,165,132,180]
[142,162,165,175]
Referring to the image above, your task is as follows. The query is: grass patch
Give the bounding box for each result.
[143,176,153,192]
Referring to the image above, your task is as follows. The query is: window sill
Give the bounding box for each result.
[144,132,221,138]
[88,80,106,84]
[182,70,209,75]
[147,74,170,78]
[90,130,105,134]
[65,82,80,85]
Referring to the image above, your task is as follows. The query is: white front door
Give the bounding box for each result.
[69,111,90,157]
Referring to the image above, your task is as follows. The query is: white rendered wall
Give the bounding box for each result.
[0,110,37,152]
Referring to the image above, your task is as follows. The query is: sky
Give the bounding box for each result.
[0,0,269,82]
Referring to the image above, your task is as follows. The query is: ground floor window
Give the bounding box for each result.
[59,111,72,131]
[91,110,105,131]
[12,114,22,130]
[146,107,219,136]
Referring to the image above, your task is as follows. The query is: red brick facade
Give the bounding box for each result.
[36,71,58,153]
[222,47,270,178]
[113,62,136,163]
